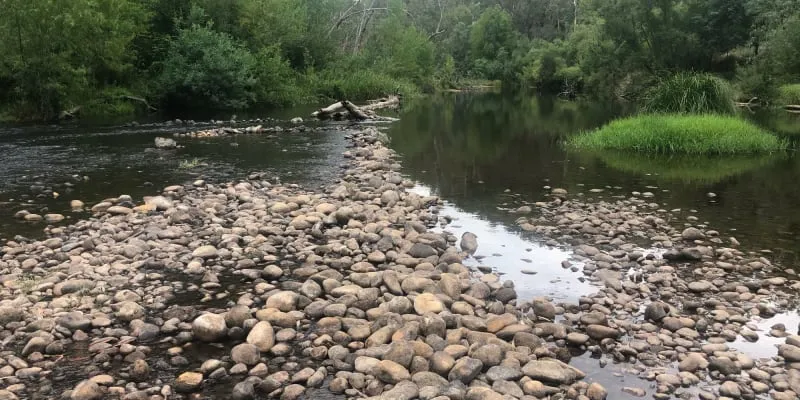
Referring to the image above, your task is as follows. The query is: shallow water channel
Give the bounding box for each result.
[1,92,800,398]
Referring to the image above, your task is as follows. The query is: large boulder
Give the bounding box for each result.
[70,380,103,400]
[192,313,227,342]
[246,321,275,352]
[460,232,478,254]
[414,293,444,314]
[522,359,585,385]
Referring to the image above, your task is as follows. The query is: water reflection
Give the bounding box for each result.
[750,109,800,136]
[409,185,595,302]
[578,151,783,184]
[390,92,800,265]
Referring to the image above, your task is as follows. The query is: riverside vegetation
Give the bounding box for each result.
[569,73,789,153]
[1,0,800,121]
[2,124,800,400]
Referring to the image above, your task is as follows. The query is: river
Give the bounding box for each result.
[2,92,800,294]
[1,92,799,398]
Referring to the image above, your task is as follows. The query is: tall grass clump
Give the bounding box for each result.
[569,114,786,154]
[311,69,419,101]
[642,73,737,115]
[778,84,800,105]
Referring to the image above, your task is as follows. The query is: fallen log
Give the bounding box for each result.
[119,95,158,112]
[735,97,760,110]
[341,101,371,120]
[58,106,81,120]
[311,101,348,120]
[360,95,400,112]
[311,96,400,121]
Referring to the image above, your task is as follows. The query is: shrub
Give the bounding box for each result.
[568,114,786,154]
[82,87,138,120]
[155,24,257,111]
[778,84,800,105]
[642,73,736,115]
[252,46,307,106]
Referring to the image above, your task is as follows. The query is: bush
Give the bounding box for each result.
[734,62,778,103]
[82,87,138,120]
[568,114,786,154]
[778,84,800,105]
[642,73,737,115]
[155,24,257,111]
[252,46,308,106]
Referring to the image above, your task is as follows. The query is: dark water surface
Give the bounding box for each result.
[0,119,347,240]
[389,93,800,266]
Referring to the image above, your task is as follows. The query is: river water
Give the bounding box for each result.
[2,92,800,290]
[1,92,799,397]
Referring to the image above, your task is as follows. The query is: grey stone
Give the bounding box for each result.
[448,357,483,384]
[522,359,585,385]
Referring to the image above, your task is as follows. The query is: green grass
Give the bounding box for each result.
[568,114,787,154]
[643,72,736,115]
[778,84,800,105]
[310,69,420,101]
[179,158,202,169]
[586,151,780,184]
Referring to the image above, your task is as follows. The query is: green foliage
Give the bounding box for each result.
[470,7,516,80]
[252,46,307,106]
[436,56,458,89]
[778,84,800,105]
[764,16,800,83]
[82,87,138,120]
[519,39,580,92]
[156,24,257,110]
[365,16,436,89]
[0,0,148,119]
[643,73,737,115]
[569,114,786,154]
[0,0,797,120]
[312,67,419,101]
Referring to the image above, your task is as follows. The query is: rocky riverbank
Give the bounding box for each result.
[1,126,799,400]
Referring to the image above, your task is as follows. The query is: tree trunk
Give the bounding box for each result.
[360,96,400,112]
[311,101,348,120]
[341,101,370,120]
[311,96,401,121]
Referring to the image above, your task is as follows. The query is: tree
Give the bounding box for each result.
[0,0,148,119]
[470,6,515,79]
[155,23,258,110]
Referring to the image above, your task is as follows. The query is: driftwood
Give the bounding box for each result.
[311,96,400,121]
[360,96,400,112]
[58,106,82,120]
[735,97,760,109]
[119,95,157,112]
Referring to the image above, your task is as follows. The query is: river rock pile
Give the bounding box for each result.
[173,124,320,139]
[1,126,799,400]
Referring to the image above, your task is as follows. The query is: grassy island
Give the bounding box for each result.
[569,114,787,154]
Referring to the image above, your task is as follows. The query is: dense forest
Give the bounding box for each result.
[0,0,798,121]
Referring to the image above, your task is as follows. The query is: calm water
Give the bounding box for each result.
[390,93,800,265]
[1,93,799,265]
